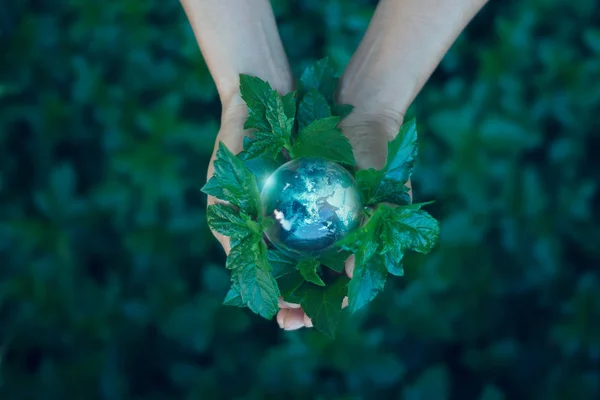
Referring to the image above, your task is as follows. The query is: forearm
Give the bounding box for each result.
[181,0,293,108]
[338,0,488,116]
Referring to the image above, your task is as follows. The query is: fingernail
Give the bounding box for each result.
[303,314,313,328]
[277,309,287,328]
[345,255,355,278]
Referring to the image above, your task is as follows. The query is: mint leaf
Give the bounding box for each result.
[240,74,272,132]
[241,90,296,161]
[241,131,287,161]
[266,90,295,140]
[206,203,260,241]
[267,249,297,278]
[385,206,440,254]
[319,249,351,273]
[201,142,261,217]
[355,119,418,206]
[278,271,305,303]
[223,286,245,307]
[226,235,258,270]
[231,240,280,319]
[335,209,382,265]
[292,116,356,166]
[297,89,332,131]
[282,91,297,121]
[300,57,339,104]
[347,254,388,313]
[332,103,354,119]
[297,258,325,286]
[383,251,405,277]
[297,276,349,337]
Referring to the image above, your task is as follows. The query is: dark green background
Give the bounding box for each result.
[1,0,599,399]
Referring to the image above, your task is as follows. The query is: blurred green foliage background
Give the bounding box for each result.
[1,0,600,399]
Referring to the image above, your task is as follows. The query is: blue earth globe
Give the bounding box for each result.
[260,158,363,257]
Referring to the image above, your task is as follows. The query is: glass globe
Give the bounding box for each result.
[260,157,363,257]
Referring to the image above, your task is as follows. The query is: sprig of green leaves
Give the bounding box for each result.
[202,57,440,337]
[336,203,439,312]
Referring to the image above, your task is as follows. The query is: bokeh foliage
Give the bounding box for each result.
[1,0,599,399]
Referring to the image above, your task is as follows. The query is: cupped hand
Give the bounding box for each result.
[206,94,412,331]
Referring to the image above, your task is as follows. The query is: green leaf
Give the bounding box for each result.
[223,286,245,307]
[384,206,440,254]
[297,258,325,286]
[240,74,272,132]
[383,251,404,277]
[292,116,356,166]
[299,57,339,104]
[355,119,418,206]
[206,204,251,239]
[332,103,354,119]
[356,169,411,206]
[297,276,349,337]
[201,142,261,216]
[267,249,297,278]
[319,249,351,273]
[231,240,280,319]
[297,89,332,131]
[226,235,258,270]
[347,254,388,313]
[241,131,287,161]
[266,90,294,140]
[281,91,297,120]
[241,90,295,161]
[335,209,382,264]
[277,271,305,303]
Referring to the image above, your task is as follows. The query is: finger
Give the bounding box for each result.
[303,313,313,328]
[280,308,306,331]
[338,0,488,116]
[345,254,355,279]
[278,297,301,309]
[342,296,349,309]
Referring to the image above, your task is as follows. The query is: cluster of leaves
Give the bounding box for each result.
[202,59,439,336]
[1,0,599,399]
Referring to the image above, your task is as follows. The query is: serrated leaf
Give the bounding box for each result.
[357,169,411,206]
[335,210,382,264]
[292,116,356,165]
[299,57,339,104]
[231,240,280,319]
[278,271,305,303]
[297,258,325,286]
[355,119,418,206]
[226,235,258,270]
[240,74,272,132]
[347,254,387,313]
[385,206,439,254]
[267,249,297,278]
[241,131,287,161]
[298,89,332,131]
[281,91,297,119]
[319,249,351,273]
[223,286,245,307]
[332,103,354,119]
[266,90,294,140]
[297,276,349,337]
[382,251,404,277]
[206,204,252,239]
[201,142,261,216]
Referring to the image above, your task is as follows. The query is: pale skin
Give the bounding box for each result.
[181,0,488,330]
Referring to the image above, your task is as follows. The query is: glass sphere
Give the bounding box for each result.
[260,157,363,257]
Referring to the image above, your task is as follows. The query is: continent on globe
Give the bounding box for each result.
[260,158,363,257]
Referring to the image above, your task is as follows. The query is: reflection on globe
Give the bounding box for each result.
[260,158,363,257]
